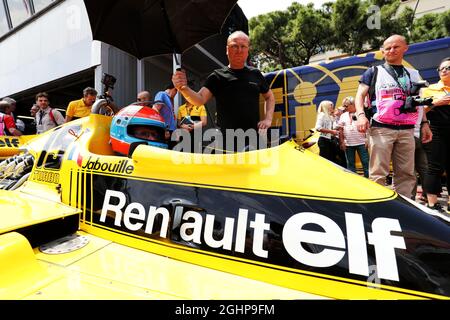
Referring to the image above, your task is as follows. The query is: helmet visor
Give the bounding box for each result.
[128,124,165,143]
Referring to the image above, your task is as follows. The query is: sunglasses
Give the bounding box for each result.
[437,65,450,72]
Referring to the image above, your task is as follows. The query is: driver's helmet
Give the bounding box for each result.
[110,105,168,155]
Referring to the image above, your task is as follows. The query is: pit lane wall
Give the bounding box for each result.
[263,37,450,141]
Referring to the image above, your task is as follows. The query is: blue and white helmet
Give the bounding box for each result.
[110,105,168,155]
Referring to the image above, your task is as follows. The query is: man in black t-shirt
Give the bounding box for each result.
[172,31,275,135]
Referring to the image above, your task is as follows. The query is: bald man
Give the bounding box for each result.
[354,34,432,198]
[172,31,275,150]
[137,91,152,105]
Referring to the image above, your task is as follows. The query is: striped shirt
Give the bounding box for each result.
[338,112,367,146]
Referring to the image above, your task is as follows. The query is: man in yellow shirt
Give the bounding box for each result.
[177,101,207,130]
[65,87,98,122]
[177,101,207,152]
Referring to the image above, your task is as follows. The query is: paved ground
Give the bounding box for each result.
[415,185,449,212]
[358,170,449,212]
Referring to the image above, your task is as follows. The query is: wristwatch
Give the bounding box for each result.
[420,120,430,126]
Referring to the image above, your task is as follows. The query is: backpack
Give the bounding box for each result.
[367,66,378,104]
[48,108,58,126]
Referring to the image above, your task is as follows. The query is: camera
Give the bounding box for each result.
[101,73,117,89]
[99,73,117,103]
[401,96,434,113]
[399,80,433,114]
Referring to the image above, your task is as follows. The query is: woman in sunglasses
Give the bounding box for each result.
[420,57,450,213]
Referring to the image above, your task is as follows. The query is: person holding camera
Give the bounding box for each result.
[420,57,450,213]
[355,34,432,198]
[65,87,98,123]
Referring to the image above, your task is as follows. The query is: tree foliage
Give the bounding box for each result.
[331,0,373,55]
[410,10,450,43]
[330,0,413,55]
[288,3,334,65]
[249,2,334,71]
[367,0,414,49]
[249,9,294,71]
[248,0,450,72]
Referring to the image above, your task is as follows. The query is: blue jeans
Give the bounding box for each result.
[345,144,369,177]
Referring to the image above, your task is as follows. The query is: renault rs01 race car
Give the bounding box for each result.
[0,99,449,300]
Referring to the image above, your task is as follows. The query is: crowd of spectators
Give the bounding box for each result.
[2,32,448,214]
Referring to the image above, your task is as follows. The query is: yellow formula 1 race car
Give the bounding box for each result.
[0,99,449,300]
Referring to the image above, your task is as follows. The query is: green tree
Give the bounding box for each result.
[368,0,414,48]
[249,1,449,72]
[331,0,373,55]
[249,10,293,71]
[331,0,413,55]
[249,2,334,71]
[288,3,334,65]
[410,10,450,43]
[443,10,450,36]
